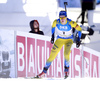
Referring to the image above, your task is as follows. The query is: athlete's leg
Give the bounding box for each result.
[64,39,73,72]
[43,38,64,73]
[36,39,64,78]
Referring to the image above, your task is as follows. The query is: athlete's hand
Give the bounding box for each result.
[76,41,81,48]
[51,38,54,44]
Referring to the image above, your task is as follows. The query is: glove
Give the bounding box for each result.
[75,32,81,48]
[51,37,54,44]
[51,33,54,44]
[76,41,81,48]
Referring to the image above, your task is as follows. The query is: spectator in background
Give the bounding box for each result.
[29,20,44,35]
[81,0,96,25]
[76,0,96,25]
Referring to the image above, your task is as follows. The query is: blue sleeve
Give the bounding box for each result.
[77,31,82,41]
[51,27,55,34]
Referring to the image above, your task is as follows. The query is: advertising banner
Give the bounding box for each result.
[70,47,100,78]
[16,31,100,78]
[0,29,16,78]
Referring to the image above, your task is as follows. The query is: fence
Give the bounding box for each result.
[0,29,100,78]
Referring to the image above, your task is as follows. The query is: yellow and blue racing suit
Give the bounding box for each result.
[43,18,82,73]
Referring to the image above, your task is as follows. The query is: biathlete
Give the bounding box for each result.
[35,10,82,79]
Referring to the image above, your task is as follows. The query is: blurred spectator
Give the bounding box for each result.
[81,0,96,24]
[29,20,44,35]
[76,0,96,25]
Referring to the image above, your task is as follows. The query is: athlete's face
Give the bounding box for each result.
[59,15,67,25]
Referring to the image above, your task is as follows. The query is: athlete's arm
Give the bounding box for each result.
[69,21,82,31]
[51,19,57,44]
[69,20,82,48]
[69,21,82,39]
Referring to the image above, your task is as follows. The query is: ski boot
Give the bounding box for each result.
[64,72,69,79]
[64,66,69,79]
[34,72,45,79]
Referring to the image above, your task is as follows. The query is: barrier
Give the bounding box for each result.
[0,29,100,78]
[0,29,16,78]
[71,47,100,78]
[16,31,100,78]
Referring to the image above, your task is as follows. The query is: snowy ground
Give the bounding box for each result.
[1,77,100,85]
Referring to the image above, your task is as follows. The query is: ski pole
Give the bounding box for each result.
[64,2,68,13]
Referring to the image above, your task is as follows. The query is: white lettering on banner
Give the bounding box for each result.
[83,51,90,77]
[37,46,41,73]
[18,42,25,71]
[29,45,34,73]
[27,37,35,77]
[91,54,99,77]
[42,47,44,70]
[73,48,82,78]
[16,33,100,78]
[93,61,97,77]
[75,55,81,78]
[37,46,44,73]
[84,57,89,77]
[36,39,45,75]
[57,52,62,77]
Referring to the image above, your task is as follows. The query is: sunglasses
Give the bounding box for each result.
[60,17,66,20]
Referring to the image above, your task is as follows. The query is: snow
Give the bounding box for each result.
[1,78,100,85]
